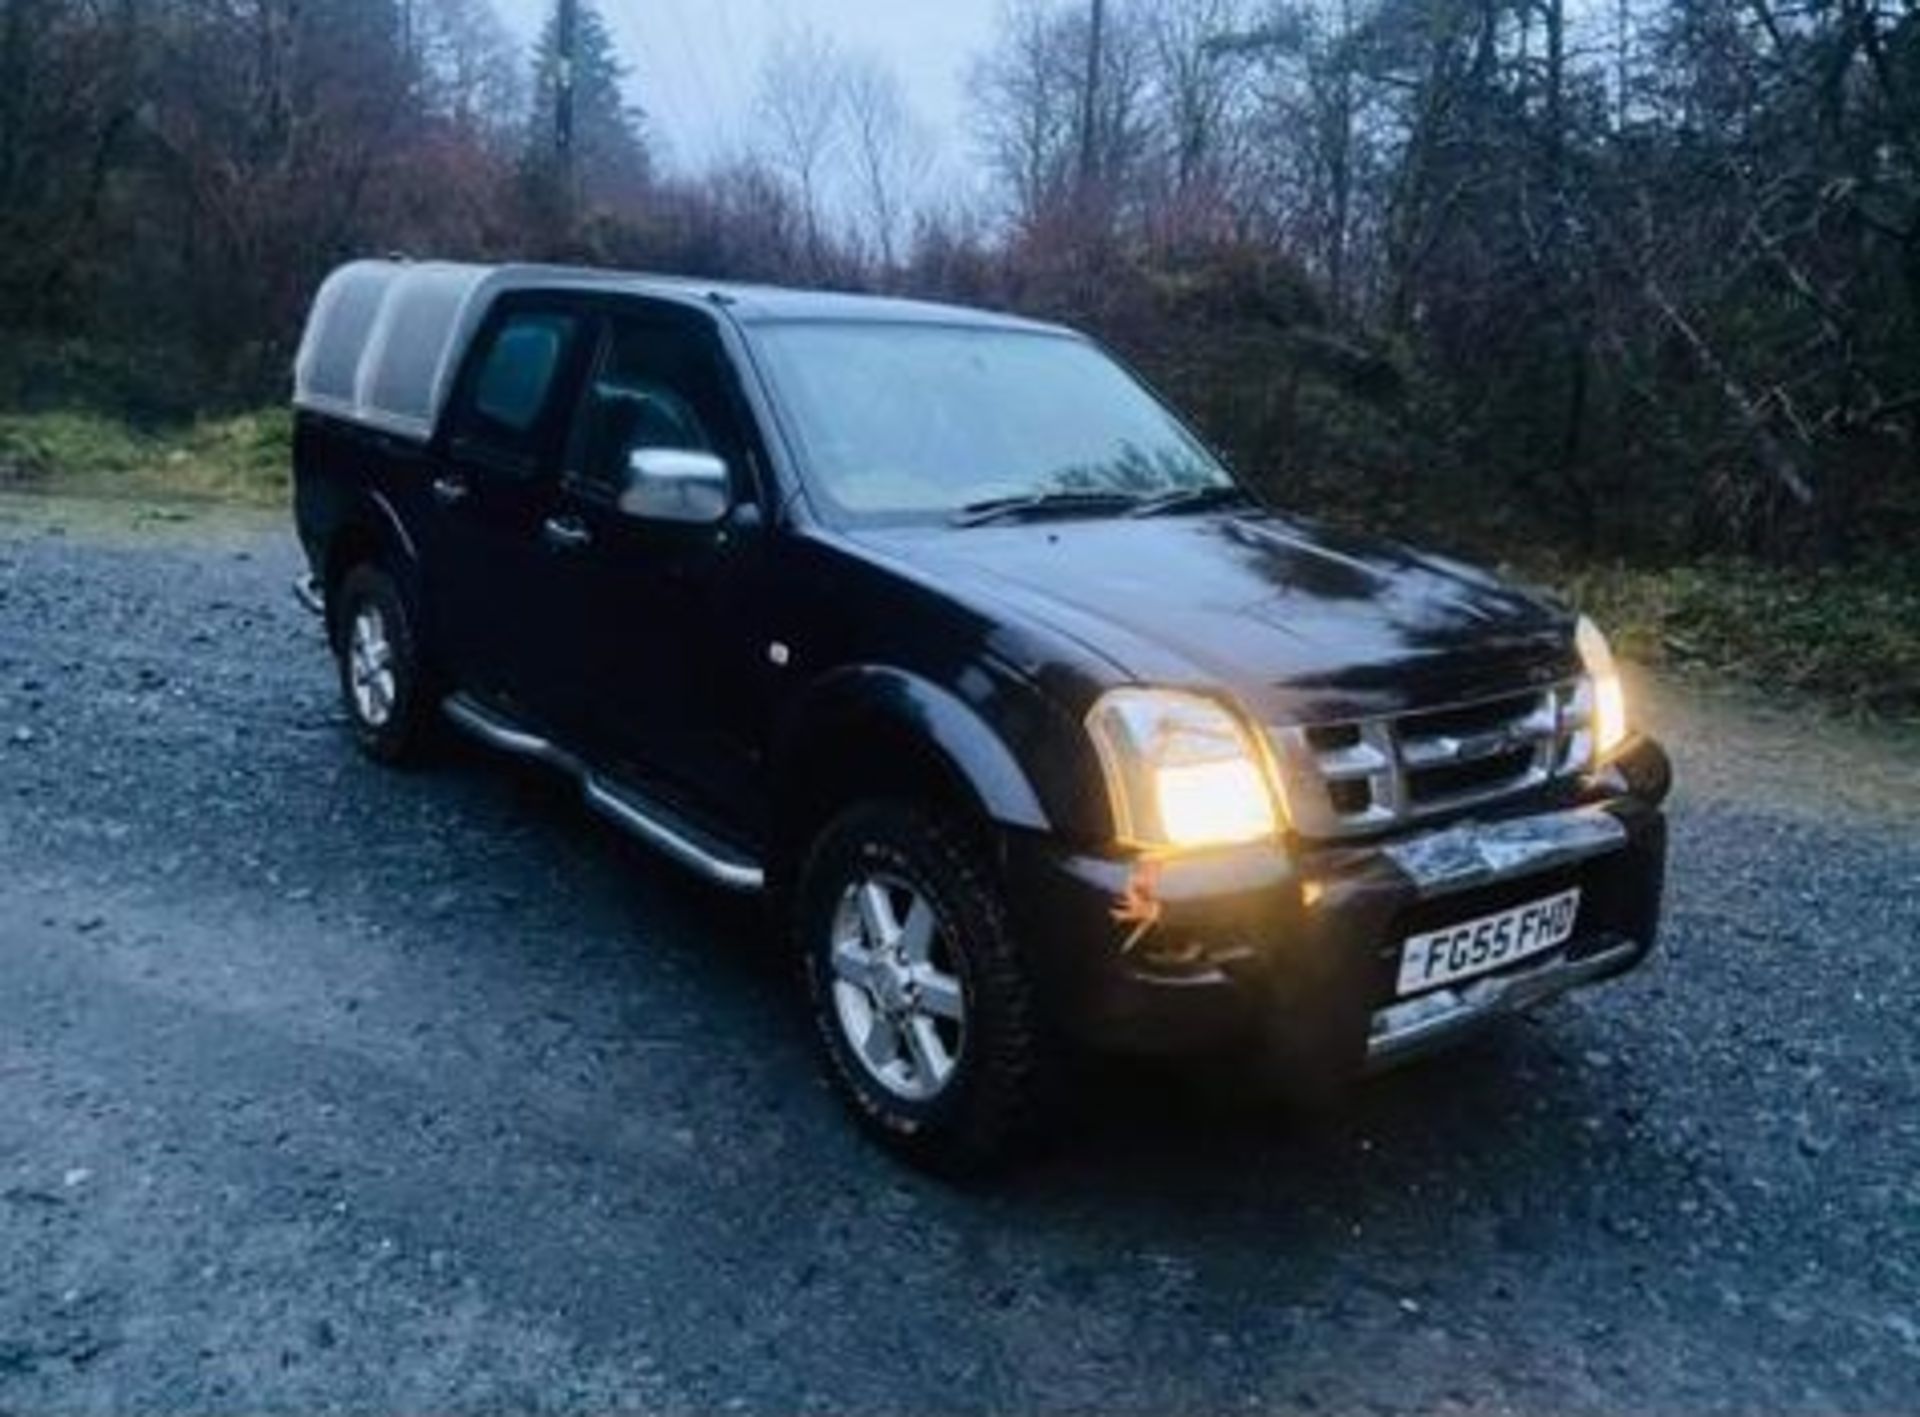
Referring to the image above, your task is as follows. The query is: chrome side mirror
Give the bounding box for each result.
[618,448,731,525]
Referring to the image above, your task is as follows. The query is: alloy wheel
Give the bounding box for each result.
[828,872,967,1102]
[347,603,398,729]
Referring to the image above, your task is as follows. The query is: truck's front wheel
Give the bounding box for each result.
[796,800,1049,1175]
[332,564,436,766]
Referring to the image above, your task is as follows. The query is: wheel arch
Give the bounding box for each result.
[321,490,424,647]
[772,666,1053,865]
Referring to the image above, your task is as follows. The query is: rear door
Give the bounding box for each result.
[426,298,593,716]
[545,303,774,829]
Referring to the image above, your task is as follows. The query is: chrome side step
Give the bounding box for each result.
[444,694,577,772]
[442,694,765,893]
[581,778,765,892]
[293,574,326,617]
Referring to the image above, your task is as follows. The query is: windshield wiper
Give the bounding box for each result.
[951,489,1146,527]
[1125,485,1258,518]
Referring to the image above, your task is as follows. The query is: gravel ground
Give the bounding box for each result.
[2,492,1917,1415]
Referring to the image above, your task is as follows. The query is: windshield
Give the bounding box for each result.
[751,321,1234,520]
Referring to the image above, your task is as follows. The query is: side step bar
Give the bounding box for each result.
[442,694,766,893]
[293,574,326,617]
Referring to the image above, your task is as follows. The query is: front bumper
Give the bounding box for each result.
[1006,736,1671,1080]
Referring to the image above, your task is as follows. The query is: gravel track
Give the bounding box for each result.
[2,493,1916,1414]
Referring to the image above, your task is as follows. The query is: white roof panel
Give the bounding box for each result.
[294,260,501,441]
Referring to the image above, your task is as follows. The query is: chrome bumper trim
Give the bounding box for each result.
[1364,936,1642,1071]
[293,574,325,617]
[1382,804,1627,899]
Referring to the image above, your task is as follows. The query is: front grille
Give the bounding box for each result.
[1271,680,1595,840]
[1407,745,1536,802]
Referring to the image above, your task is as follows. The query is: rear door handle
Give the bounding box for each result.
[542,515,592,551]
[431,475,470,507]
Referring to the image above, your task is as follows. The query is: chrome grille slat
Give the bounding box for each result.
[1273,680,1593,841]
[1316,742,1393,779]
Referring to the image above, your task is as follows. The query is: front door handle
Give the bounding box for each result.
[431,475,470,507]
[542,515,592,552]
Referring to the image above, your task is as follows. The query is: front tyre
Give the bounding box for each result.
[797,800,1049,1176]
[332,564,435,766]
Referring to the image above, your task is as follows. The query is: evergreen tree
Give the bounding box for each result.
[522,0,649,226]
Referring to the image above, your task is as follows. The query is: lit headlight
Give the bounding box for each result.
[1576,615,1629,760]
[1085,689,1283,851]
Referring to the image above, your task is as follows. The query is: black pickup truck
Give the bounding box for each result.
[291,260,1671,1171]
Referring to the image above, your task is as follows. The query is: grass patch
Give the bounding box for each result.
[0,409,290,507]
[1548,557,1920,719]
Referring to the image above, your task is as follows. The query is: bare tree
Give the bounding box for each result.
[417,0,525,142]
[755,25,845,273]
[839,55,931,273]
[970,0,1153,235]
[1141,0,1258,243]
[970,0,1081,228]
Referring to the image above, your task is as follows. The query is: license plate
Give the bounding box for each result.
[1396,887,1581,997]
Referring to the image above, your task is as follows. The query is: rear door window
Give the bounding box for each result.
[450,308,582,474]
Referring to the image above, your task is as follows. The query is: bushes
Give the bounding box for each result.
[1551,558,1920,718]
[0,410,291,506]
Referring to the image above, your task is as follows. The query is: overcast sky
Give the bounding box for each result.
[493,0,1006,188]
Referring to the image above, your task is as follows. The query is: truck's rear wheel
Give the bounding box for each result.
[333,564,435,766]
[797,800,1049,1176]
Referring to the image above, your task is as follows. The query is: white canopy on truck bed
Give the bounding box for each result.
[292,258,1067,442]
[293,260,505,442]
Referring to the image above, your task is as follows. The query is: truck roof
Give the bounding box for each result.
[292,259,1064,444]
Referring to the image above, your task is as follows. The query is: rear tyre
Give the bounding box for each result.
[332,564,436,766]
[797,800,1050,1176]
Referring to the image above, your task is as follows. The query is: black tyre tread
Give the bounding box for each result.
[798,800,1052,1177]
[333,563,437,767]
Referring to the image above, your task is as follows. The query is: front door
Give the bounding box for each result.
[546,304,773,833]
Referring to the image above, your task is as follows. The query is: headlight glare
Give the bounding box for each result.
[1086,689,1281,850]
[1576,615,1629,760]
